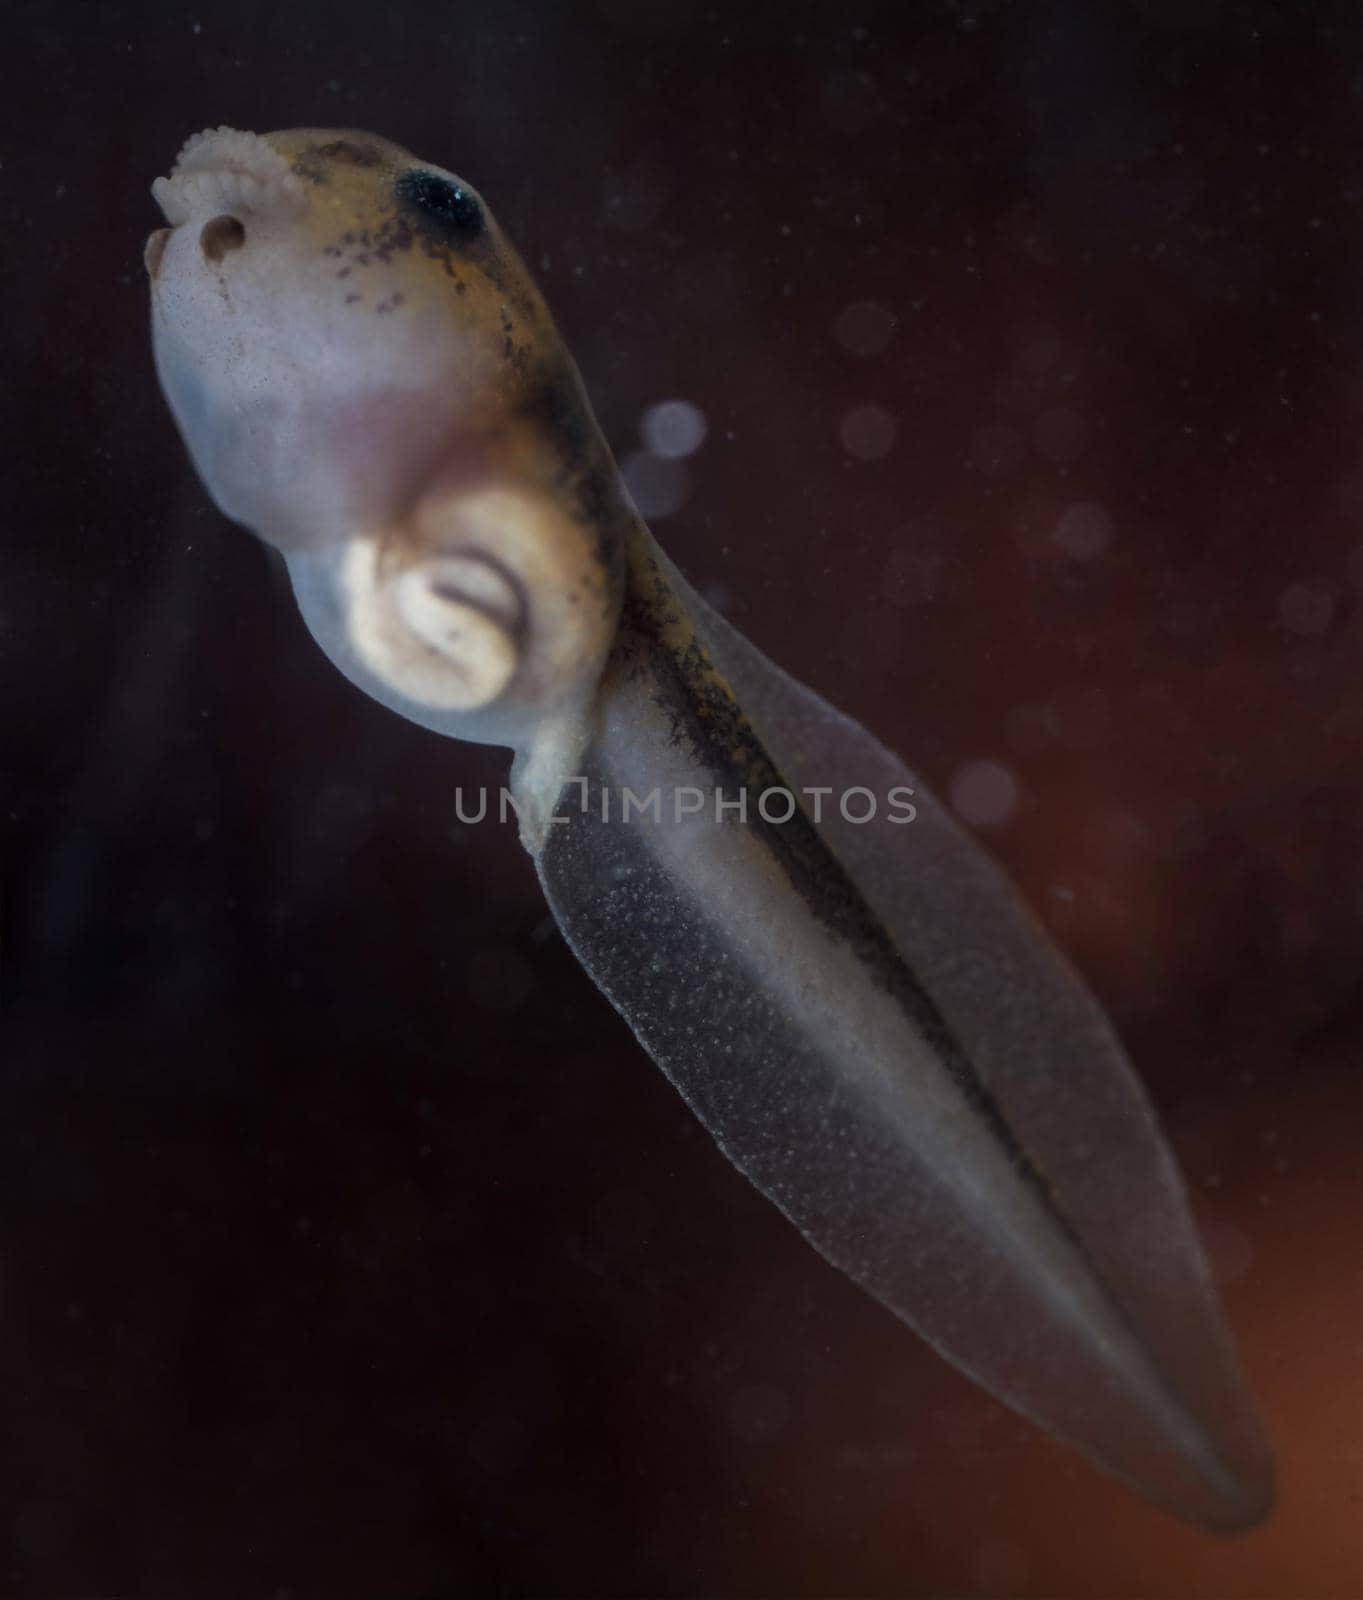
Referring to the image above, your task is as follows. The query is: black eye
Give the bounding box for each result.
[395,169,483,237]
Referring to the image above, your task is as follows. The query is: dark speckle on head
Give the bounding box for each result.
[395,169,484,240]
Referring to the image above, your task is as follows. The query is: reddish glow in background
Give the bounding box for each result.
[5,1,1363,1593]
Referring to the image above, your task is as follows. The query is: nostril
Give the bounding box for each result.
[200,214,246,262]
[144,227,171,280]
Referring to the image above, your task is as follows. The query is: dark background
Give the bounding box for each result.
[5,0,1363,1594]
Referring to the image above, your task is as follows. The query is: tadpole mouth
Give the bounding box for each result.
[151,125,307,228]
[199,214,247,261]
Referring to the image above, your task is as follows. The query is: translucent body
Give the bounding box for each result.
[147,125,1274,1529]
[538,538,1272,1529]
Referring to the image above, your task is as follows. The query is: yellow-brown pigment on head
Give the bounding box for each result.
[147,124,566,464]
[269,129,628,574]
[149,126,638,754]
[149,126,631,572]
[266,128,549,379]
